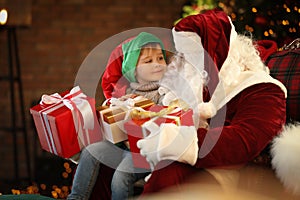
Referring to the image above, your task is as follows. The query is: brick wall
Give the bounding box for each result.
[0,0,186,181]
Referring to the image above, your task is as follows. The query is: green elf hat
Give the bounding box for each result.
[121,32,166,82]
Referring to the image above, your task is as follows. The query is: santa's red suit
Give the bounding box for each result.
[136,8,288,195]
[93,8,300,199]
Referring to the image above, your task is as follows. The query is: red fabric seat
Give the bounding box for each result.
[264,41,300,123]
[256,39,300,123]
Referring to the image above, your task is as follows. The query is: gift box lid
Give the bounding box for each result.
[124,105,194,138]
[97,98,155,124]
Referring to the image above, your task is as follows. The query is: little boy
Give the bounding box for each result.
[67,32,168,200]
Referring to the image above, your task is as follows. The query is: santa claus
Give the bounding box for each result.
[136,8,300,197]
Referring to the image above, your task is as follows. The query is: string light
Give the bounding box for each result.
[252,7,257,13]
[282,20,290,25]
[220,0,299,44]
[264,31,269,37]
[230,12,237,20]
[245,24,254,32]
[289,27,296,33]
[9,161,73,198]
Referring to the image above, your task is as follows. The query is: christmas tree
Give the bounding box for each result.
[178,0,299,47]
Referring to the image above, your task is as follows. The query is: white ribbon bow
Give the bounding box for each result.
[40,86,94,130]
[107,95,145,108]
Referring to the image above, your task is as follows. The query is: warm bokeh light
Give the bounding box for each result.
[269,29,274,35]
[252,7,257,13]
[282,20,290,25]
[0,9,8,25]
[264,31,269,36]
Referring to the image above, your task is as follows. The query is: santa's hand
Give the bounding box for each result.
[157,123,198,166]
[137,131,160,170]
[137,123,199,170]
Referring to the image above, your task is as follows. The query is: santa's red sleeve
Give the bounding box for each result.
[194,83,286,168]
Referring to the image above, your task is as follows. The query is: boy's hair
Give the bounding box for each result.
[122,32,166,82]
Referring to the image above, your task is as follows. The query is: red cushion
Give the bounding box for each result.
[266,48,300,123]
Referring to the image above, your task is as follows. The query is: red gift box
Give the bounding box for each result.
[124,105,194,169]
[30,86,102,158]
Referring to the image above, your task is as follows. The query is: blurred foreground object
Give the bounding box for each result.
[140,164,299,200]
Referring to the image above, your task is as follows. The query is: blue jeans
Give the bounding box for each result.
[67,140,149,200]
[111,150,150,200]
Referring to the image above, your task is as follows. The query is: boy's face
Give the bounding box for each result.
[135,44,167,84]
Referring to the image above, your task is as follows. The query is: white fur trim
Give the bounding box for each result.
[271,123,300,195]
[178,135,198,166]
[218,71,287,109]
[200,71,287,120]
[172,28,205,73]
[228,16,237,46]
[198,102,217,119]
[172,27,203,54]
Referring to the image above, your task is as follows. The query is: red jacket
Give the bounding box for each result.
[195,83,286,168]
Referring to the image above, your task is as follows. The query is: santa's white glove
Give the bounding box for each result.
[157,123,198,165]
[137,130,160,170]
[137,123,199,170]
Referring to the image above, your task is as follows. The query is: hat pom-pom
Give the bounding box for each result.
[271,123,300,196]
[198,102,217,119]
